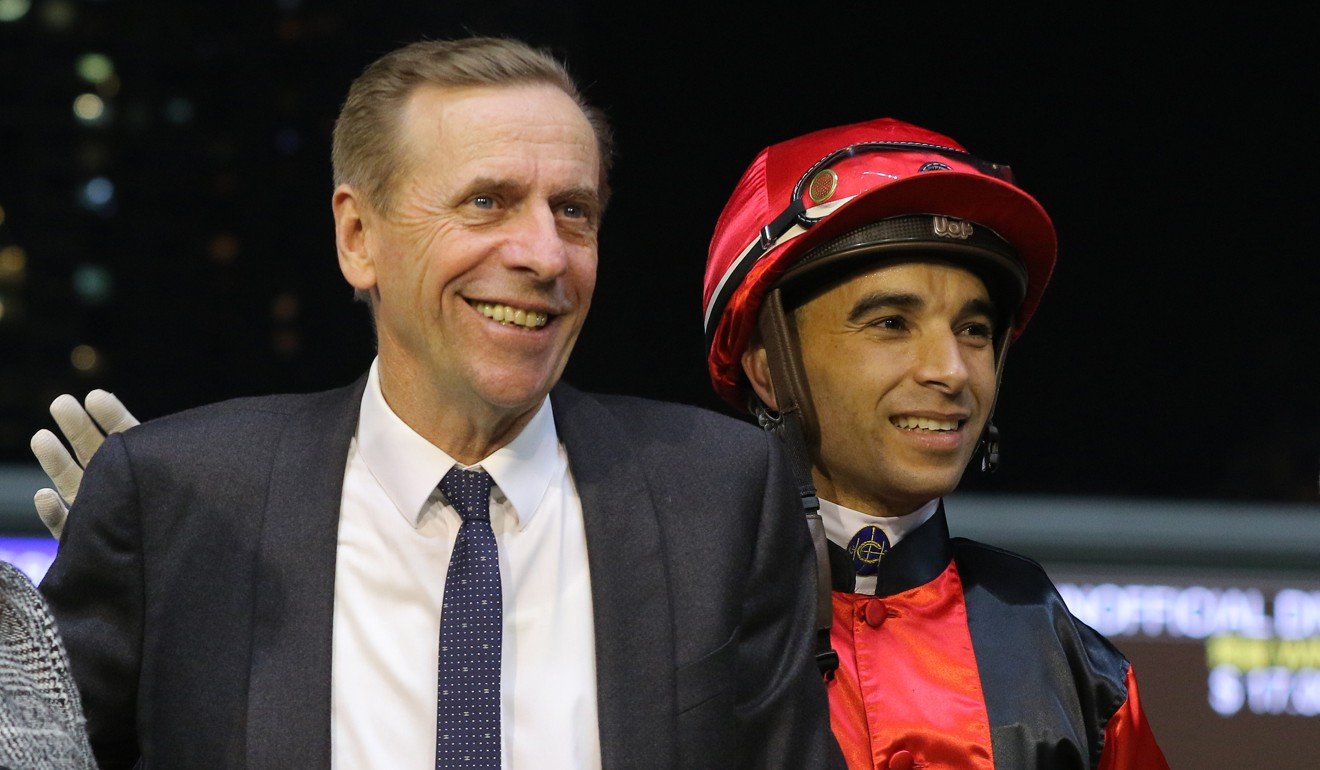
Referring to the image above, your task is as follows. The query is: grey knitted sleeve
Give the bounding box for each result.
[0,560,97,770]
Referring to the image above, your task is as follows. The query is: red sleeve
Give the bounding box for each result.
[1097,665,1170,770]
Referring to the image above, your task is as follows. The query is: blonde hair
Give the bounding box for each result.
[331,37,614,214]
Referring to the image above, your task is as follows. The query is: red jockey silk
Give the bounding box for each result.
[828,564,994,770]
[826,555,1171,769]
[1098,666,1169,770]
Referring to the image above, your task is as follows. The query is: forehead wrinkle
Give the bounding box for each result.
[427,87,597,167]
[387,86,602,235]
[429,137,599,203]
[397,84,595,174]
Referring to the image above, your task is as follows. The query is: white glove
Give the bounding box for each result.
[30,390,140,540]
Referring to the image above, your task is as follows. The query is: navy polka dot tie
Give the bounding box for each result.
[436,467,502,769]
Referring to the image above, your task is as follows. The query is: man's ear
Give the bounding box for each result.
[333,184,377,294]
[741,344,780,412]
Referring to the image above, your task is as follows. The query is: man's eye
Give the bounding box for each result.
[469,195,496,210]
[558,202,596,223]
[855,316,908,334]
[959,322,994,340]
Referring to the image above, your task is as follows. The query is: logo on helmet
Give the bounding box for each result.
[807,169,839,204]
[919,161,953,173]
[933,216,974,239]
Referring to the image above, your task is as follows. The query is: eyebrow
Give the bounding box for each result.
[549,185,602,209]
[847,292,923,323]
[461,177,525,199]
[962,298,997,320]
[846,293,998,323]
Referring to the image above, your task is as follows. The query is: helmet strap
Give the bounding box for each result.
[757,288,819,438]
[978,325,1014,473]
[755,289,838,678]
[979,422,1001,473]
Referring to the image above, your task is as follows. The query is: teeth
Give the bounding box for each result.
[473,302,549,329]
[893,416,960,431]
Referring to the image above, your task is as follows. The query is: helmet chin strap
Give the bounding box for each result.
[753,287,838,678]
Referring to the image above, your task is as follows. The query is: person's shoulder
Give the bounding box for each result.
[952,535,1131,666]
[552,384,777,486]
[555,384,761,444]
[952,536,1087,612]
[117,379,363,454]
[951,537,1053,586]
[150,384,350,423]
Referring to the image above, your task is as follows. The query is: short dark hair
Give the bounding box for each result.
[331,37,614,215]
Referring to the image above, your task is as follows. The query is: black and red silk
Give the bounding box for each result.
[826,505,1169,770]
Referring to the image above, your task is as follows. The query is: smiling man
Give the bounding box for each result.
[332,81,602,461]
[702,118,1170,769]
[36,38,838,769]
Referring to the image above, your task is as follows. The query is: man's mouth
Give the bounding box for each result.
[890,415,964,432]
[469,300,551,330]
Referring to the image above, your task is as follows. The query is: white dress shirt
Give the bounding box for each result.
[331,360,601,770]
[819,498,939,595]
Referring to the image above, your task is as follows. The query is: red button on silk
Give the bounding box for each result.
[864,599,887,627]
[888,749,914,770]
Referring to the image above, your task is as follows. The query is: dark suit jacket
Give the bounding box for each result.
[40,377,840,769]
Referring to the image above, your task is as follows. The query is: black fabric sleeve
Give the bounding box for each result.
[39,433,144,770]
[734,431,846,769]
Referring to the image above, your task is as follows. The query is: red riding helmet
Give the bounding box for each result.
[703,117,1058,410]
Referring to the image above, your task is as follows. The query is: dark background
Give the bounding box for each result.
[0,1,1315,503]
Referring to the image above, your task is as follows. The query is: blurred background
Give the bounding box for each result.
[0,1,1316,765]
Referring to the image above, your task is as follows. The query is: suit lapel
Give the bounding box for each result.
[552,384,677,770]
[245,376,366,769]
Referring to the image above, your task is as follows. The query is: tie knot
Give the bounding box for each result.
[439,466,496,523]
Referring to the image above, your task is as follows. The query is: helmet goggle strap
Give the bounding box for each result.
[762,142,1014,254]
[704,142,1013,344]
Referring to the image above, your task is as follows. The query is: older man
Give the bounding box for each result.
[702,117,1169,769]
[36,38,838,769]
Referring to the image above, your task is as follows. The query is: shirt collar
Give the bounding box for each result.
[824,501,954,596]
[356,358,561,530]
[819,497,940,551]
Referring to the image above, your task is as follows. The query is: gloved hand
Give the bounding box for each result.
[29,390,140,540]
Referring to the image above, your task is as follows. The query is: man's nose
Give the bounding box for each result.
[912,331,970,393]
[503,205,570,279]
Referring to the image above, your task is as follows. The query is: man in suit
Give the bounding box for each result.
[37,37,839,769]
